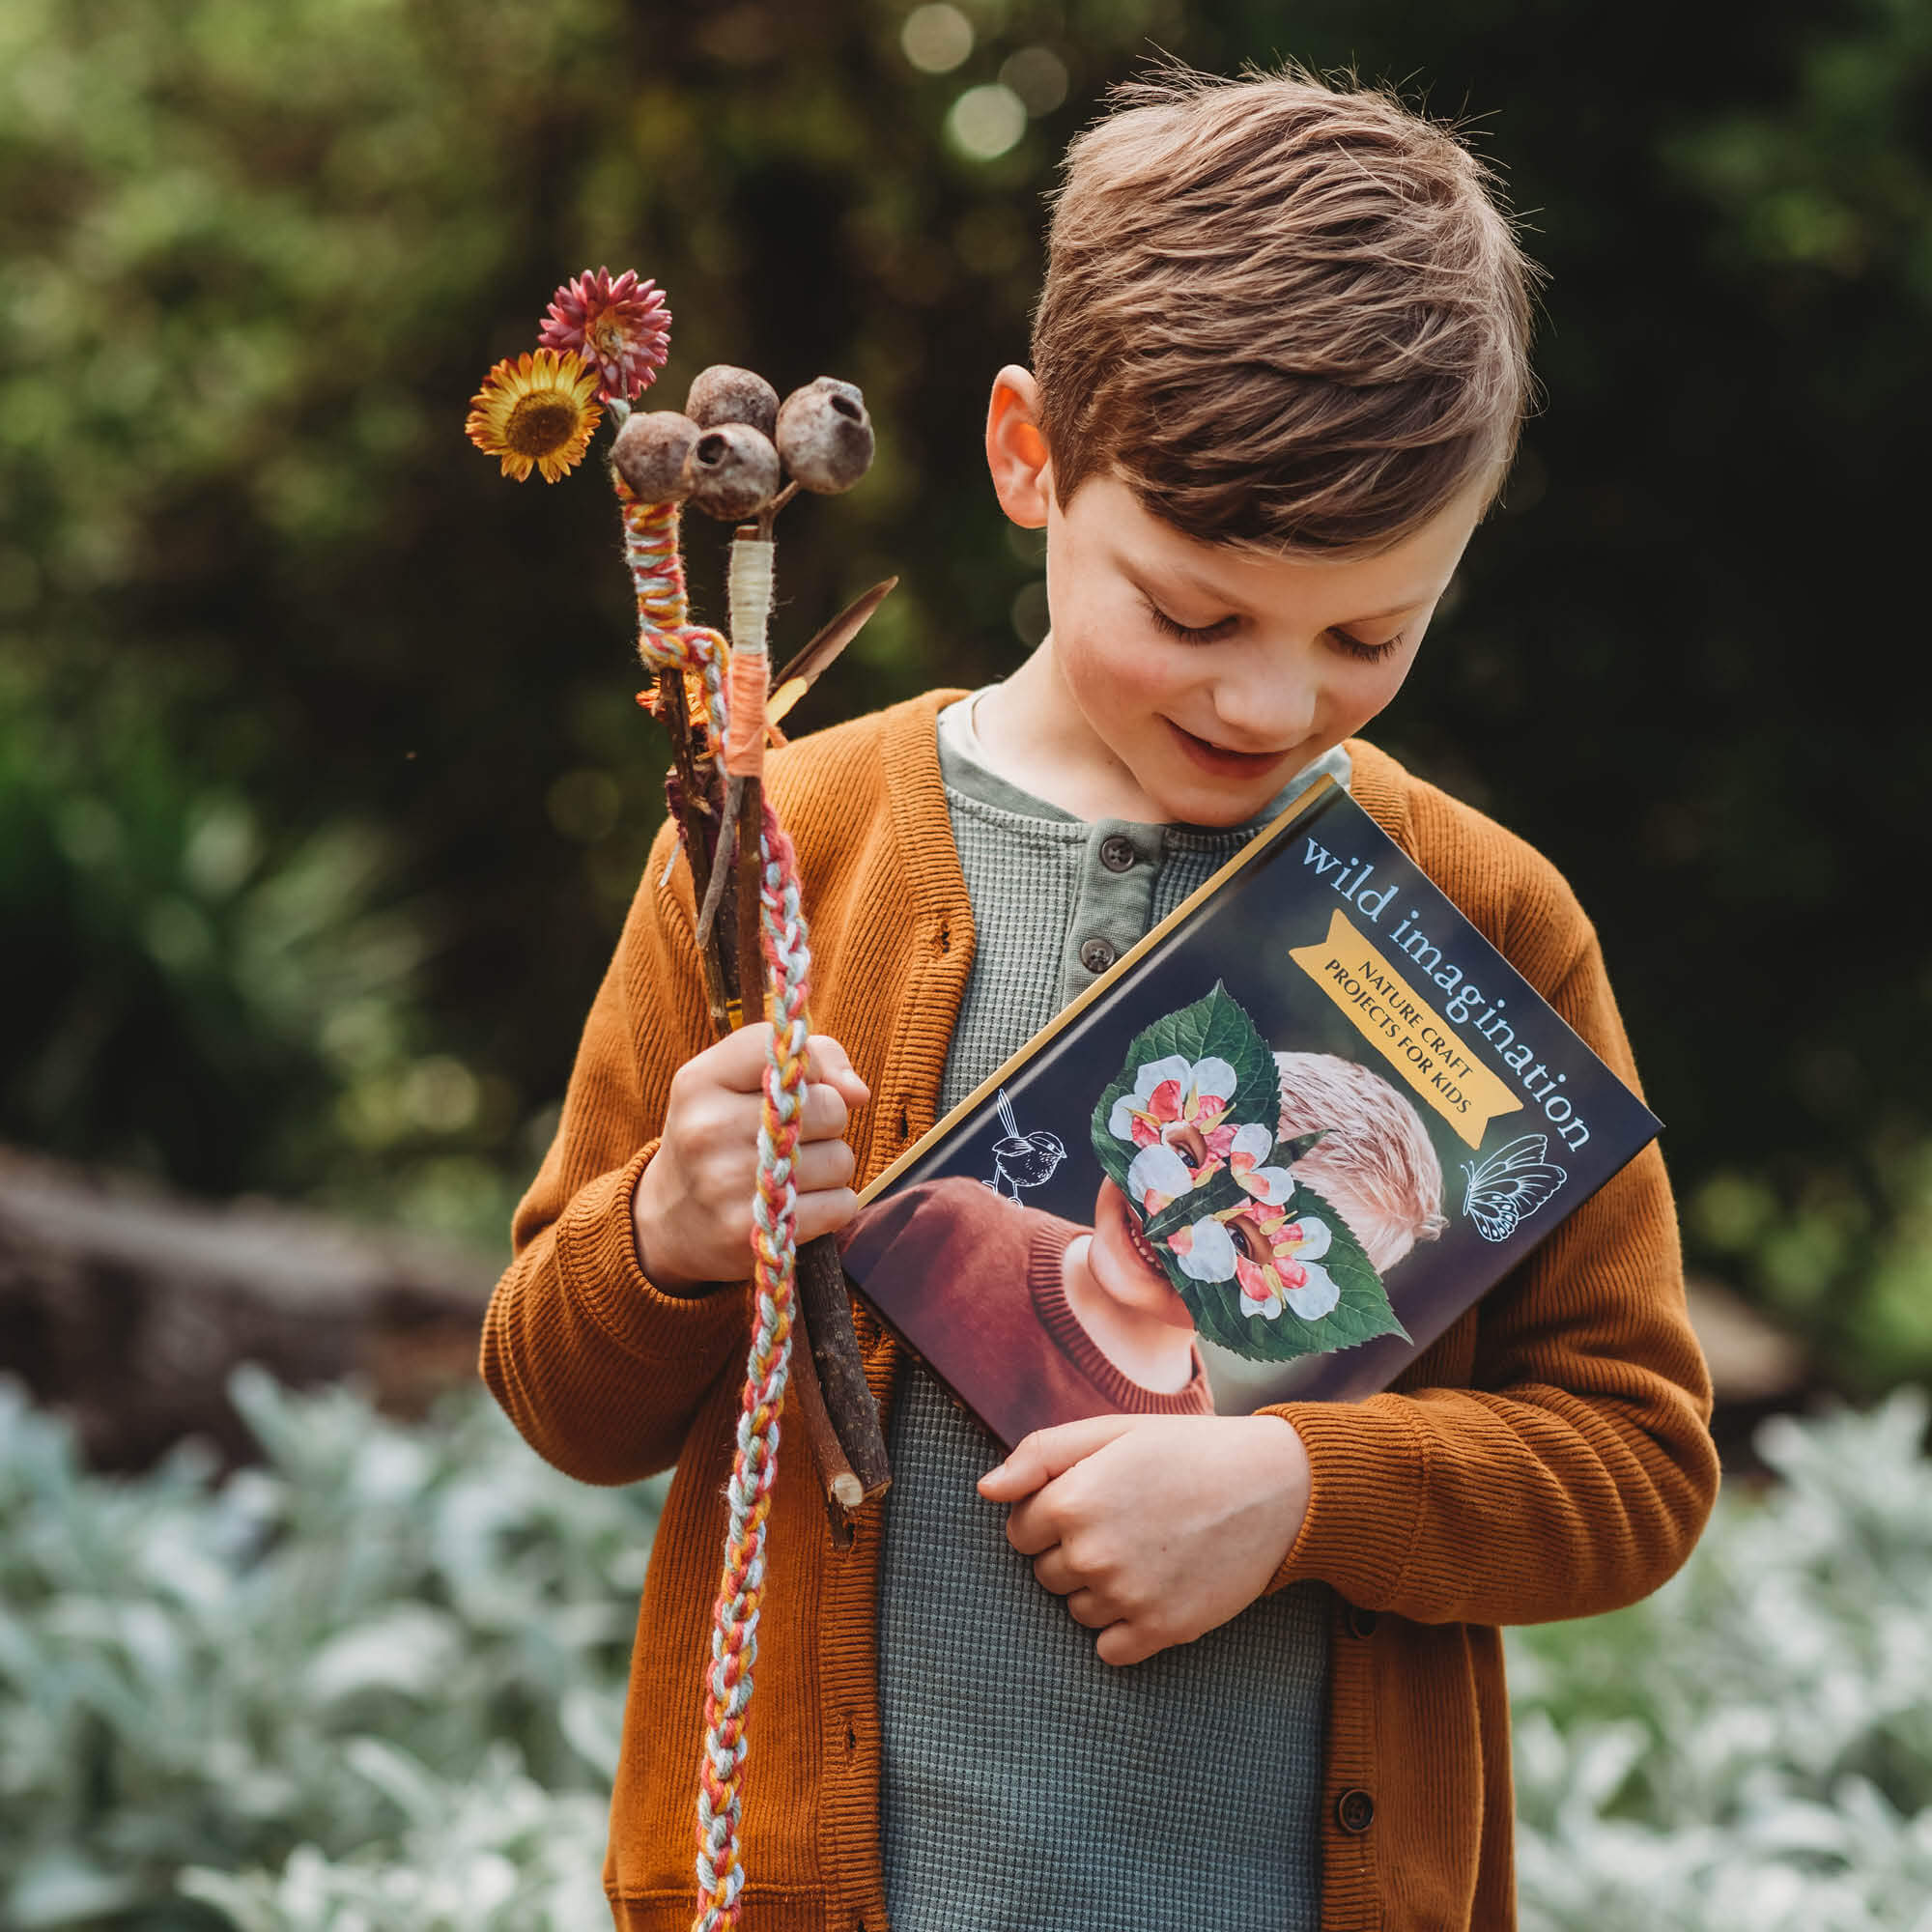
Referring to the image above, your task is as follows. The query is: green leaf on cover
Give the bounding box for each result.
[1089,981,1280,1190]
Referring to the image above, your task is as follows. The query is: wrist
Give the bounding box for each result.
[1251,1413,1313,1570]
[629,1156,704,1297]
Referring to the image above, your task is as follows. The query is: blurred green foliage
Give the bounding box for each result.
[4,1371,1931,1927]
[0,1369,655,1929]
[1,0,1926,1380]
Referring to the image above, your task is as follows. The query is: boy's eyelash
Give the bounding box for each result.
[1144,595,1406,663]
[1144,599,1236,644]
[1329,628,1406,664]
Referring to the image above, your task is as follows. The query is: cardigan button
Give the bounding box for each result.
[1336,1788,1376,1834]
[1347,1605,1378,1638]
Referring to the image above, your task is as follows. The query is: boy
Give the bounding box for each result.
[482,65,1717,1932]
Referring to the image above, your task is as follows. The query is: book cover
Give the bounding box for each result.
[838,778,1662,1449]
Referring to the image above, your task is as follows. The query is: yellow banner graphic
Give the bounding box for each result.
[1288,910,1520,1149]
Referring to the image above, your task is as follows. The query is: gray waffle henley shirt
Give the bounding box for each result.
[873,693,1346,1931]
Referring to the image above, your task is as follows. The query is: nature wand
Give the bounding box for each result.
[466,269,892,1930]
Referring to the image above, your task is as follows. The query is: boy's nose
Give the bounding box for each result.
[1212,670,1316,748]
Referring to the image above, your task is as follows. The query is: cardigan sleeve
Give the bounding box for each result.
[1263,863,1719,1628]
[479,817,750,1487]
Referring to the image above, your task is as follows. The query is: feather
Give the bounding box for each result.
[766,578,898,726]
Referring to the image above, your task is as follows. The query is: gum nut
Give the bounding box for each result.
[685,364,781,440]
[776,377,875,494]
[682,421,781,520]
[611,412,699,502]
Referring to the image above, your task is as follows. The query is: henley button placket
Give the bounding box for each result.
[1079,936,1117,974]
[1098,835,1137,872]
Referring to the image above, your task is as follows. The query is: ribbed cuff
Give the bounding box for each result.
[553,1141,745,1360]
[1260,1394,1430,1609]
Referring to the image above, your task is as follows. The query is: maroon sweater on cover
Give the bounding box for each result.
[838,1175,1214,1445]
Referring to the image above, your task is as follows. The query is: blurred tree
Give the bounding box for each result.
[0,0,1924,1385]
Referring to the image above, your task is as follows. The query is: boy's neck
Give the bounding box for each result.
[974,645,1169,822]
[1058,1236,1199,1395]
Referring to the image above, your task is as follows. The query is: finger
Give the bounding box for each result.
[1001,1493,1062,1559]
[1065,1588,1117,1633]
[794,1187,863,1246]
[977,1413,1140,1502]
[804,1036,870,1108]
[797,1081,853,1142]
[792,1138,857,1195]
[1030,1545,1083,1599]
[1095,1620,1166,1668]
[704,1022,779,1094]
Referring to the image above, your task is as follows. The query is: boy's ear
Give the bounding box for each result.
[985,365,1053,529]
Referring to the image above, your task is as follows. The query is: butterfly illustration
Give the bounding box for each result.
[1462,1134,1569,1243]
[985,1089,1066,1201]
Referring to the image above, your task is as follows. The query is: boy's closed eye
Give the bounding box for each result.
[1138,592,1406,663]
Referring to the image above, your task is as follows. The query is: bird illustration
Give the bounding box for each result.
[986,1088,1067,1200]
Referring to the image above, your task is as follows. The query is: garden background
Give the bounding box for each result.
[3,0,1929,1926]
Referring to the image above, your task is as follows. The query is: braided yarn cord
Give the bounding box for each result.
[619,480,815,1932]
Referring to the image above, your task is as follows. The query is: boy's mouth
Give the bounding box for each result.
[1123,1209,1164,1273]
[1165,719,1292,779]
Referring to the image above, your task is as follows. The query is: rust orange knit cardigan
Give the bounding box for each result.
[481,690,1719,1932]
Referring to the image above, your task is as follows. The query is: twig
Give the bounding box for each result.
[693,776,743,960]
[657,667,732,1036]
[755,478,800,539]
[796,1235,890,1505]
[782,1301,864,1546]
[719,520,889,1518]
[734,774,765,1026]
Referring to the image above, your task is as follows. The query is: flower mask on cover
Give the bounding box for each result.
[1090,984,1408,1364]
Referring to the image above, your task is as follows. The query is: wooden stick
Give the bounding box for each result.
[714,521,890,1520]
[734,774,765,1023]
[796,1234,890,1504]
[693,777,742,962]
[657,668,732,1037]
[782,1300,864,1546]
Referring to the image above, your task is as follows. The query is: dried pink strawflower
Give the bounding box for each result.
[538,268,671,404]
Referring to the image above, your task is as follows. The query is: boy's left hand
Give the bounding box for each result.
[978,1412,1311,1666]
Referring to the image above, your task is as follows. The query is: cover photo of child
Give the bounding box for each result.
[840,985,1448,1441]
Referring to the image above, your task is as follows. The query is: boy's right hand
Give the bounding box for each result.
[631,1026,870,1294]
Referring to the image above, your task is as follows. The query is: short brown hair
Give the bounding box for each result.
[1033,66,1542,554]
[1274,1052,1447,1273]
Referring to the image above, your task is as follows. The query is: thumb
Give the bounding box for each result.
[978,1412,1139,1501]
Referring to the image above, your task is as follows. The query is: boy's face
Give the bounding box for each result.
[985,369,1488,828]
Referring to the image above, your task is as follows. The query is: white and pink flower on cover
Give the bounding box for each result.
[1229,1203,1339,1321]
[538,269,672,404]
[1227,1121,1296,1205]
[1109,1053,1240,1209]
[1163,1214,1236,1283]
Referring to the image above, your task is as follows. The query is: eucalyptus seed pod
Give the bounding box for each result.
[685,363,781,440]
[682,421,782,520]
[776,377,874,495]
[611,411,700,502]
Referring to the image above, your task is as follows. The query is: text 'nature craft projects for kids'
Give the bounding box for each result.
[837,779,1661,1447]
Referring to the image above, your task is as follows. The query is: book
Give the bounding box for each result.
[837,777,1662,1449]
